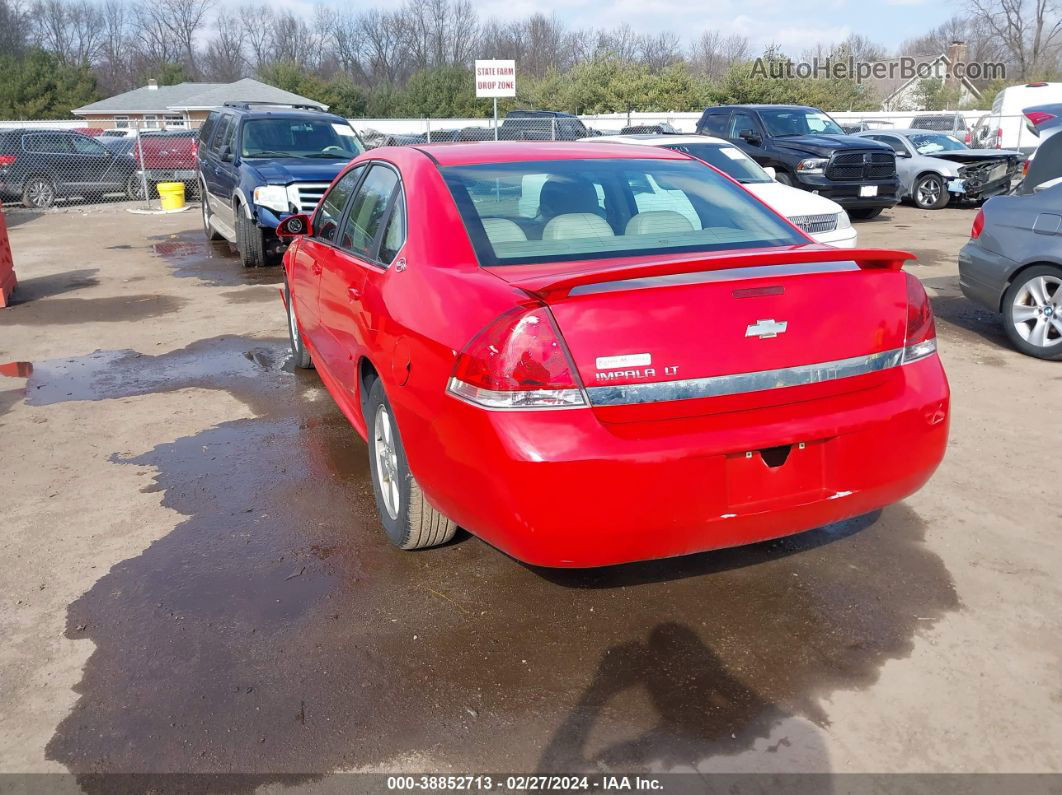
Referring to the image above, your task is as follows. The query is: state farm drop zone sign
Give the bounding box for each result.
[475,60,517,97]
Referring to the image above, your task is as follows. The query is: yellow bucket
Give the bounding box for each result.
[157,181,185,211]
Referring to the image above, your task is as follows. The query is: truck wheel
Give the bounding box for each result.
[913,174,949,209]
[236,208,267,268]
[23,176,56,209]
[285,282,313,370]
[1002,265,1062,360]
[849,207,883,220]
[366,378,457,551]
[201,185,223,241]
[774,171,795,187]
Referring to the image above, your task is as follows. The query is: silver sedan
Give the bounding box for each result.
[854,129,1021,209]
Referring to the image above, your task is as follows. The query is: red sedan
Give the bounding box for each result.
[277,142,949,568]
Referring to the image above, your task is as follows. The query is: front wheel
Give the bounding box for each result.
[366,378,458,550]
[1002,265,1062,360]
[125,172,146,201]
[849,207,883,220]
[913,174,950,209]
[285,283,313,369]
[236,209,268,268]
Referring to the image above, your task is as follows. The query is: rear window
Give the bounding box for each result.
[664,143,772,183]
[442,158,804,267]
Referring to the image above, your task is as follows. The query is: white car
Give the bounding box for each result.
[585,134,857,247]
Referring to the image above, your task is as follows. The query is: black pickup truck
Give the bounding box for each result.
[697,104,901,219]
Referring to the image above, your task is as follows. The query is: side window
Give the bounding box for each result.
[199,112,218,147]
[870,135,906,155]
[313,165,364,244]
[729,112,758,138]
[379,192,406,264]
[208,116,232,155]
[224,119,239,154]
[702,111,729,136]
[340,165,399,261]
[70,136,108,155]
[24,135,72,154]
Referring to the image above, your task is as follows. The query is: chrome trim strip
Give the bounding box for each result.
[587,348,905,406]
[569,261,860,296]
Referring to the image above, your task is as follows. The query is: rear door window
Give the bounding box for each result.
[24,134,73,154]
[701,111,730,135]
[339,165,400,262]
[70,136,109,156]
[208,115,232,156]
[199,112,218,148]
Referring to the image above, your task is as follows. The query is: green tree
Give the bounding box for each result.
[0,48,98,119]
[397,66,484,117]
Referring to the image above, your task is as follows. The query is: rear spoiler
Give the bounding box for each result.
[502,247,916,299]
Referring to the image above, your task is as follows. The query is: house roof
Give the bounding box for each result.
[864,53,982,108]
[73,78,328,115]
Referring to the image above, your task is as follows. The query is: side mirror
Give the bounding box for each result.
[897,150,911,158]
[739,129,762,146]
[764,166,777,180]
[276,214,312,238]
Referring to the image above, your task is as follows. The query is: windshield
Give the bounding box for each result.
[664,143,772,183]
[442,159,804,267]
[240,118,364,159]
[909,133,968,154]
[759,109,845,137]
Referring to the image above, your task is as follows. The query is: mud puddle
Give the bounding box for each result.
[151,231,283,287]
[33,338,957,788]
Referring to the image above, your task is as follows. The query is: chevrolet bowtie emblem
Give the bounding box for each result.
[745,319,788,339]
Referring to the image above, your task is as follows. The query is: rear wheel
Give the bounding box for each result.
[849,207,883,220]
[286,282,313,369]
[1002,265,1062,360]
[366,378,457,551]
[22,176,55,209]
[913,174,950,209]
[236,208,268,268]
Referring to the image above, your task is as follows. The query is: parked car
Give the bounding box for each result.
[854,129,1021,209]
[959,133,1062,359]
[696,104,901,219]
[911,114,968,134]
[983,82,1062,153]
[129,130,198,198]
[1019,124,1062,193]
[498,110,590,140]
[620,123,680,135]
[274,141,949,567]
[0,128,141,208]
[197,102,365,267]
[587,133,857,246]
[1024,104,1061,140]
[839,120,895,134]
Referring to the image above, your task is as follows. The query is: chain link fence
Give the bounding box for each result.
[0,118,203,211]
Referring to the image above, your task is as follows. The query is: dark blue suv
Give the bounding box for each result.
[197,102,365,266]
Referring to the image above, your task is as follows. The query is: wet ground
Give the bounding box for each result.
[0,205,1059,783]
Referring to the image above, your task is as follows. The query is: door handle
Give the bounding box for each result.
[347,286,362,301]
[311,263,322,275]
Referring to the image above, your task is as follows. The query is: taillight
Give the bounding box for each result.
[1023,159,1030,178]
[447,305,587,409]
[994,128,1003,149]
[0,155,15,167]
[971,208,985,239]
[1025,111,1056,126]
[964,131,972,145]
[903,272,937,364]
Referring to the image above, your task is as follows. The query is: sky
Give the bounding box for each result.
[449,0,958,54]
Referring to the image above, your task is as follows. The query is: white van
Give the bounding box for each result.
[980,83,1062,153]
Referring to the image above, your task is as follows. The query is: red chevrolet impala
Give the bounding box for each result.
[277,142,949,568]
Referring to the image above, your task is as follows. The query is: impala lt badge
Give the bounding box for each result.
[746,319,788,339]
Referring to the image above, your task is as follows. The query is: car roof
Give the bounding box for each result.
[588,134,731,146]
[855,129,957,137]
[707,104,814,111]
[412,141,692,167]
[218,106,346,122]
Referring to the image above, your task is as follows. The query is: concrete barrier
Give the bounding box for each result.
[0,208,15,307]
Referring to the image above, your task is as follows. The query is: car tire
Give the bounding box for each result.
[1001,265,1062,360]
[201,185,224,241]
[849,207,883,220]
[22,175,56,209]
[774,171,795,187]
[236,207,267,268]
[125,172,146,202]
[366,378,457,551]
[913,174,950,209]
[285,282,313,370]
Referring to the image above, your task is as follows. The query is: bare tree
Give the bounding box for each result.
[32,0,104,65]
[690,31,751,79]
[966,0,1062,78]
[639,31,682,69]
[201,9,246,82]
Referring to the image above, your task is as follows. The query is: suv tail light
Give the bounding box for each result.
[0,155,15,167]
[1025,111,1056,126]
[971,208,985,239]
[902,272,937,364]
[993,128,1003,149]
[448,306,587,409]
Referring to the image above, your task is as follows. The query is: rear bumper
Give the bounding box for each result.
[958,240,1015,311]
[419,356,950,567]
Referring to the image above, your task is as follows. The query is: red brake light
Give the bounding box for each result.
[0,155,15,166]
[903,272,937,363]
[1025,111,1056,126]
[448,306,586,409]
[971,208,985,239]
[994,128,1003,148]
[1026,82,1048,87]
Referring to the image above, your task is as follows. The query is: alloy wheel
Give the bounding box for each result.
[26,179,54,208]
[1011,274,1062,349]
[373,406,401,520]
[917,178,942,208]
